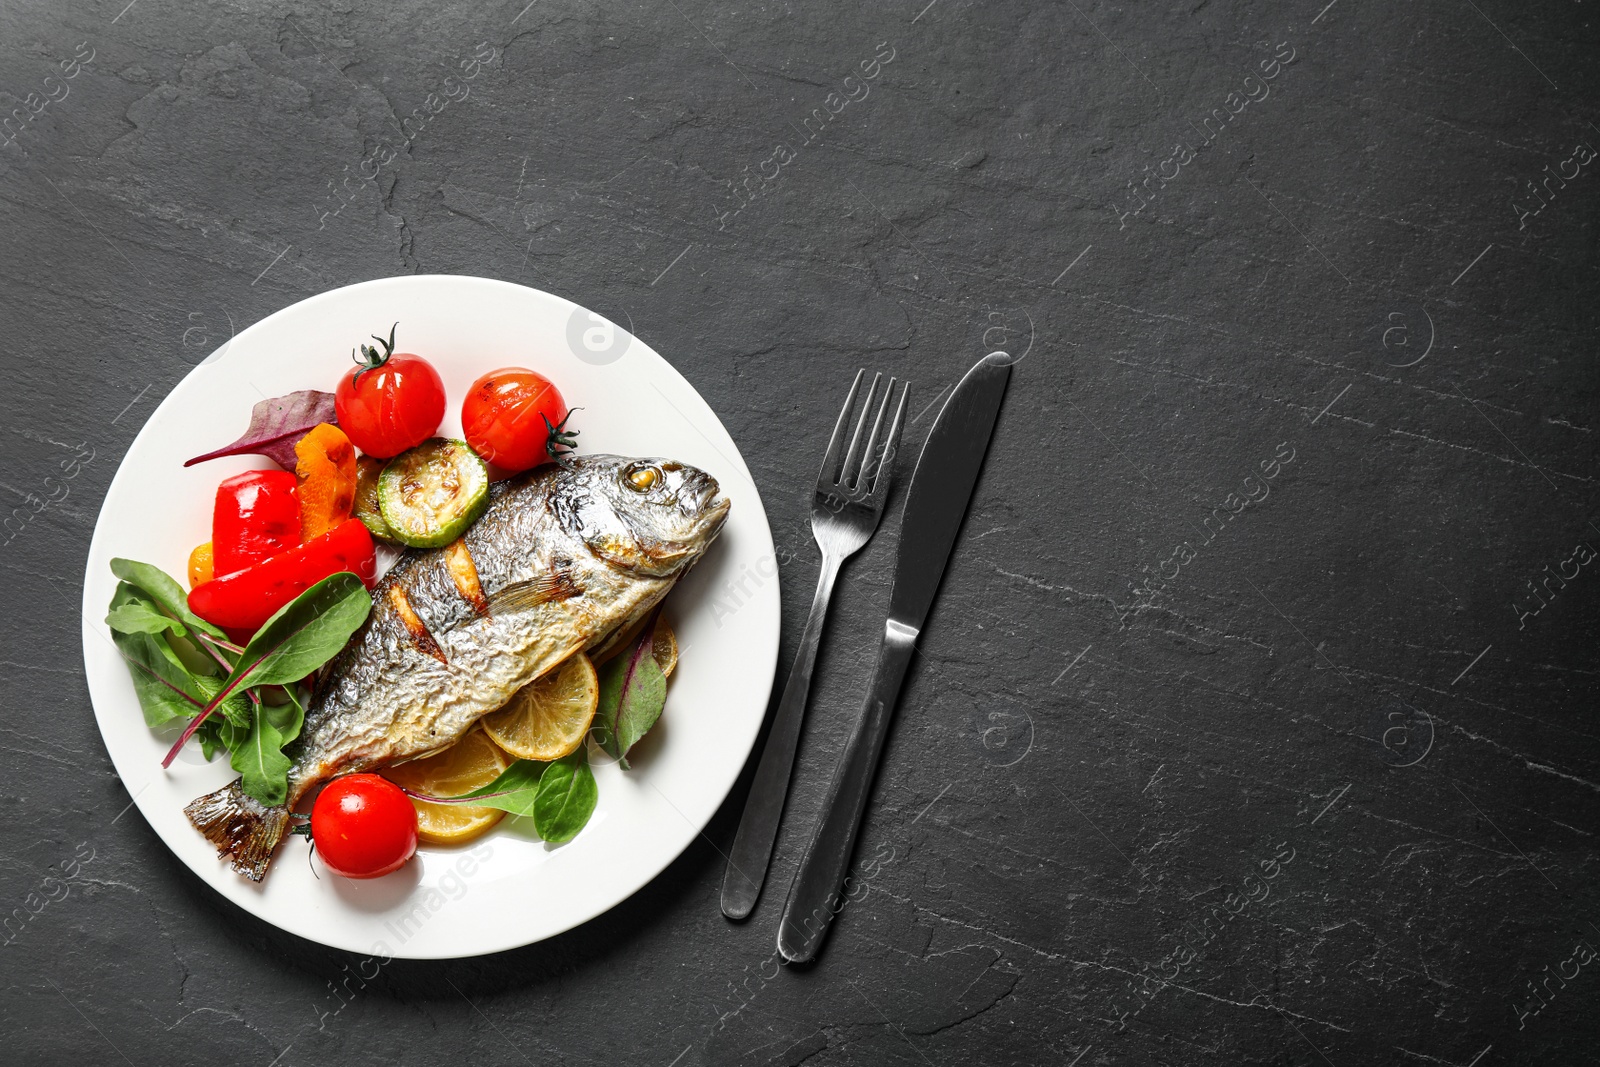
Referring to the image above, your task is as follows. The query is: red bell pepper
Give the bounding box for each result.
[188,518,376,634]
[213,470,301,576]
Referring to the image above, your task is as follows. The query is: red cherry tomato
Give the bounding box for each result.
[334,323,446,459]
[461,367,570,471]
[310,774,418,879]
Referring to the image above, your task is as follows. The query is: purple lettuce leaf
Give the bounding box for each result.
[184,390,338,469]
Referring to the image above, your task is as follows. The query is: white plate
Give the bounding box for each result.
[80,276,779,958]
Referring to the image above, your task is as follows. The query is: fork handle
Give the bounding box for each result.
[776,618,917,963]
[720,551,844,920]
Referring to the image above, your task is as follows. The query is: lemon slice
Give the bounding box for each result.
[480,652,600,761]
[651,620,678,679]
[598,617,679,679]
[382,726,509,845]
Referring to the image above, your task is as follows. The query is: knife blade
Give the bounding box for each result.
[776,350,1012,964]
[887,351,1013,631]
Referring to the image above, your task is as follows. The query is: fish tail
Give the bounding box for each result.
[183,780,291,882]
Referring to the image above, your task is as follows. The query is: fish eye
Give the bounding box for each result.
[624,465,661,492]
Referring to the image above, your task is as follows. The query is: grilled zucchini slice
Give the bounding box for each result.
[377,438,490,548]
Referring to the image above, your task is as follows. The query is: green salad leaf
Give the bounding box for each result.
[219,572,372,690]
[112,628,204,728]
[110,557,225,640]
[193,674,252,730]
[162,572,371,769]
[196,716,247,762]
[434,760,547,817]
[112,560,368,807]
[105,598,187,638]
[593,613,667,769]
[106,583,210,728]
[401,749,599,843]
[532,750,598,843]
[231,690,306,807]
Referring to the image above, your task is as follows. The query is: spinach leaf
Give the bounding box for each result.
[532,749,597,843]
[162,573,371,768]
[593,615,667,769]
[224,572,371,689]
[409,752,598,842]
[105,597,186,638]
[429,760,546,817]
[231,691,306,807]
[109,558,225,640]
[112,629,203,727]
[107,583,208,727]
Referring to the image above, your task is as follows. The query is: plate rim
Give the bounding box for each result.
[79,273,780,958]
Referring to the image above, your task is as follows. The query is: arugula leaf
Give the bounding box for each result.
[162,572,371,768]
[533,749,597,843]
[192,674,251,730]
[183,389,339,470]
[110,558,225,640]
[231,692,306,807]
[196,718,226,761]
[196,714,249,762]
[593,614,667,769]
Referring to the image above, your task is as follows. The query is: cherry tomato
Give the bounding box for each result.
[187,542,213,589]
[334,323,446,458]
[310,773,418,879]
[461,367,571,471]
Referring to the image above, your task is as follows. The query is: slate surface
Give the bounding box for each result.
[2,0,1597,1064]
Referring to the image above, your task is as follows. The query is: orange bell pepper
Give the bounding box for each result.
[294,423,358,541]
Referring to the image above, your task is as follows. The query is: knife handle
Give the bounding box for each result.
[720,553,844,919]
[776,618,917,964]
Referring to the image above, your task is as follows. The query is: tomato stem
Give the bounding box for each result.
[350,321,399,385]
[544,408,582,465]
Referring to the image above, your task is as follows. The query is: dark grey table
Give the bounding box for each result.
[4,1,1597,1064]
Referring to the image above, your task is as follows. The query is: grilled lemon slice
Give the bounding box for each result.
[480,652,600,761]
[650,620,678,679]
[382,726,509,844]
[597,617,679,679]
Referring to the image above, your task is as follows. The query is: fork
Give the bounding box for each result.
[720,370,909,921]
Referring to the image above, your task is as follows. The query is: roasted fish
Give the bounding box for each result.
[185,454,730,879]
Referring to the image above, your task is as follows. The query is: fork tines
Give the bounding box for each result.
[820,370,909,504]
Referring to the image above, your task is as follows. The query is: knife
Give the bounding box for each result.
[775,350,1012,964]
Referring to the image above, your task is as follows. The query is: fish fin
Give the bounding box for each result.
[183,779,291,882]
[492,571,582,612]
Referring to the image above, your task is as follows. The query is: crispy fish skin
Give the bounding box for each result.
[185,454,729,880]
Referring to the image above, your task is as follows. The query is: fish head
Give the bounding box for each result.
[554,455,731,577]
